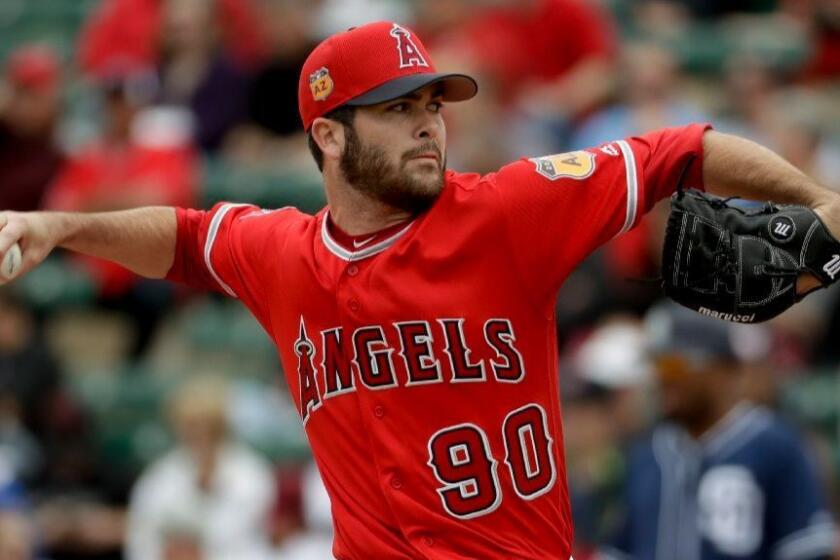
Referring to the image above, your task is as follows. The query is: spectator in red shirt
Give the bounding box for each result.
[431,0,616,115]
[783,0,840,81]
[421,0,617,163]
[47,67,197,215]
[0,45,64,212]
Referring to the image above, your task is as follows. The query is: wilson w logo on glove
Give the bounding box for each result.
[661,189,840,323]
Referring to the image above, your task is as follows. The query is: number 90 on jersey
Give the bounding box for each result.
[426,403,557,519]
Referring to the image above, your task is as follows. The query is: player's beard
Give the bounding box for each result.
[340,125,445,214]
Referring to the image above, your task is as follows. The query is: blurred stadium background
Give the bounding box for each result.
[0,0,839,558]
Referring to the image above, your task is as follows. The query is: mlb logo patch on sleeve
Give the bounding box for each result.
[530,150,596,181]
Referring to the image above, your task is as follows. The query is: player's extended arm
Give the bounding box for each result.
[0,207,177,280]
[702,130,840,222]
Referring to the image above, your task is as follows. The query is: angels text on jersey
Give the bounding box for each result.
[294,316,525,425]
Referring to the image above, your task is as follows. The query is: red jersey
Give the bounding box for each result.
[167,124,709,559]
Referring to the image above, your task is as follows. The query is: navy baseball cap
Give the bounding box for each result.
[645,301,738,363]
[645,301,772,365]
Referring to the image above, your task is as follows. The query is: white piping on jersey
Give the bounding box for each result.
[237,206,294,220]
[701,401,756,450]
[596,547,632,560]
[773,518,838,560]
[320,212,415,262]
[616,140,639,236]
[703,403,771,459]
[204,203,251,298]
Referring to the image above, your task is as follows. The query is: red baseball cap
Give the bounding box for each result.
[6,45,59,92]
[298,21,477,130]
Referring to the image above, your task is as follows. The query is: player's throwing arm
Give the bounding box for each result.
[0,207,178,283]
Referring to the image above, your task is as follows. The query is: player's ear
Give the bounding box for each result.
[311,117,345,162]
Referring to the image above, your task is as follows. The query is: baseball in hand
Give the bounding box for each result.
[0,243,22,282]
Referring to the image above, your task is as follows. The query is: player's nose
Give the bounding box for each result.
[415,112,442,141]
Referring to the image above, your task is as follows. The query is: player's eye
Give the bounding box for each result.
[389,102,408,112]
[429,101,444,113]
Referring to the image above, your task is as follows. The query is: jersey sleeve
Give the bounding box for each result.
[166,202,278,325]
[493,123,710,304]
[766,433,837,560]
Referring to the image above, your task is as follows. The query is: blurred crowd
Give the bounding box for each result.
[0,0,839,558]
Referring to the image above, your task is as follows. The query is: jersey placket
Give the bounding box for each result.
[334,255,423,553]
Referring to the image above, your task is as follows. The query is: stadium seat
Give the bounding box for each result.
[201,157,326,213]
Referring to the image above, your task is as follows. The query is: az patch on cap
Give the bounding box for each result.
[309,67,334,101]
[530,150,596,181]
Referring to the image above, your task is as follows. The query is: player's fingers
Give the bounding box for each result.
[0,213,11,250]
[0,220,23,258]
[796,272,823,296]
[0,212,17,239]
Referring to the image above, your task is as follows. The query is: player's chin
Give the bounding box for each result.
[406,163,441,184]
[657,391,683,420]
[416,180,444,202]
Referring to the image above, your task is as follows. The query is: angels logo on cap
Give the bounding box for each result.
[389,24,428,69]
[297,21,478,131]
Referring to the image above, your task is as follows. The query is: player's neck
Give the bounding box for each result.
[685,394,741,440]
[323,175,413,236]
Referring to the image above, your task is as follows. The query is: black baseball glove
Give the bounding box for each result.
[661,187,840,323]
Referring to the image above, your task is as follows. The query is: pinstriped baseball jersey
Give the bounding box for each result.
[166,124,709,559]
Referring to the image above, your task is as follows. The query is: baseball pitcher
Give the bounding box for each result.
[1,21,839,560]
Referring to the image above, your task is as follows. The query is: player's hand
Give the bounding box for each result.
[0,211,61,282]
